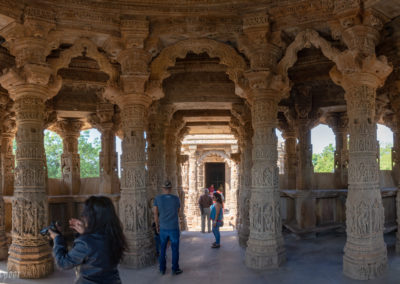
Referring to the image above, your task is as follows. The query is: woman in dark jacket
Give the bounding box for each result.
[49,196,127,284]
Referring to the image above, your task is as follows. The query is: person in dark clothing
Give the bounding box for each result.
[49,196,127,284]
[153,180,183,276]
[198,188,213,233]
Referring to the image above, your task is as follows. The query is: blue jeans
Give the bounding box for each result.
[159,229,180,272]
[212,222,221,244]
[154,233,160,256]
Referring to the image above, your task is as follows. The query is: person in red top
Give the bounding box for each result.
[208,184,215,195]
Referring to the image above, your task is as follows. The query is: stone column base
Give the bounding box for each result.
[7,244,53,278]
[245,237,286,269]
[122,234,156,268]
[343,247,387,280]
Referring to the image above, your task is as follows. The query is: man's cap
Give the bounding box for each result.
[163,180,172,188]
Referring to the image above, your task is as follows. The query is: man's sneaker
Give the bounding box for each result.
[211,243,220,248]
[172,268,183,275]
[160,270,166,275]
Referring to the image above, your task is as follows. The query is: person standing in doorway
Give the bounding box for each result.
[210,192,224,248]
[198,188,213,233]
[153,180,183,275]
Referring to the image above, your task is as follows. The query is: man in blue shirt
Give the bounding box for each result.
[153,180,183,275]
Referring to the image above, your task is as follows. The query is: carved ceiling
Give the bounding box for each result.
[0,0,399,140]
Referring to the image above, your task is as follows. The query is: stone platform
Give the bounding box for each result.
[1,231,399,283]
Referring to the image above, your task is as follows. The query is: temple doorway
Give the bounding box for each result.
[205,162,225,196]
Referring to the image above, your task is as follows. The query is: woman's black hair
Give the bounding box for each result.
[81,196,127,264]
[213,192,223,205]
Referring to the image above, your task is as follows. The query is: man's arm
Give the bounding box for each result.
[153,206,160,233]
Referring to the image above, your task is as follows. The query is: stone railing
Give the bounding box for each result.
[280,187,397,235]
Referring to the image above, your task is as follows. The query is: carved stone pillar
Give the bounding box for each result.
[329,15,392,279]
[147,102,167,200]
[0,13,60,277]
[56,119,83,195]
[119,98,154,267]
[7,91,54,278]
[229,152,239,223]
[282,129,296,189]
[95,103,120,195]
[165,115,184,197]
[327,112,349,188]
[238,125,252,247]
[104,22,155,266]
[1,119,16,196]
[0,117,13,259]
[244,72,286,269]
[391,103,400,254]
[186,145,197,230]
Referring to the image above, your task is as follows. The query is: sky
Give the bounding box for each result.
[276,124,394,154]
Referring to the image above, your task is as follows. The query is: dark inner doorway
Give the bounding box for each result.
[205,162,225,196]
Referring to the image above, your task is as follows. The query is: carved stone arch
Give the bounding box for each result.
[197,150,232,167]
[278,29,341,77]
[148,38,247,99]
[49,38,118,84]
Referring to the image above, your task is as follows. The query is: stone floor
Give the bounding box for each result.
[0,231,399,284]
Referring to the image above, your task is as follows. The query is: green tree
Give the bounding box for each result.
[44,130,63,178]
[78,130,101,178]
[312,143,335,173]
[380,143,392,170]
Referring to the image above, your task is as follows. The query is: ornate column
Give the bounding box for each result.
[326,112,349,188]
[238,12,287,269]
[244,71,286,269]
[147,102,166,200]
[0,85,56,278]
[104,27,155,265]
[165,114,184,197]
[282,127,296,189]
[0,111,13,259]
[186,145,197,230]
[329,11,392,279]
[0,10,60,278]
[97,103,119,195]
[56,119,83,195]
[388,110,400,254]
[1,118,16,196]
[238,123,252,247]
[176,127,189,230]
[229,150,240,224]
[293,87,317,232]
